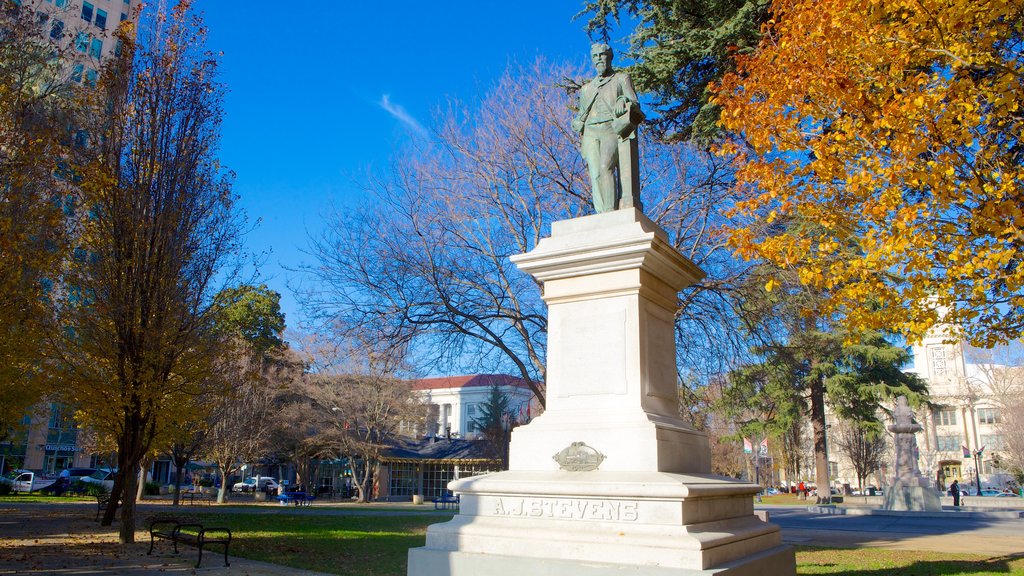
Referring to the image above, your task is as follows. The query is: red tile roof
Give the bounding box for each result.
[412,374,531,391]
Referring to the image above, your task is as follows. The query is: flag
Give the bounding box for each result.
[978,445,985,456]
[759,438,769,456]
[962,445,970,458]
[743,438,753,454]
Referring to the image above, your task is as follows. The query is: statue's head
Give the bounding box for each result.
[590,43,613,75]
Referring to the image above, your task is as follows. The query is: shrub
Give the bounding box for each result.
[144,481,161,496]
[81,482,109,497]
[0,482,11,496]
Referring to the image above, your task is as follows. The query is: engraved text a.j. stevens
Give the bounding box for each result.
[493,497,639,522]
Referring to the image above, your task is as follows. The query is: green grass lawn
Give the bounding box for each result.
[796,546,1024,575]
[144,510,447,576]
[138,509,1024,576]
[0,493,95,503]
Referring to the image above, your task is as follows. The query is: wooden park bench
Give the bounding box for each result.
[148,519,232,568]
[95,495,119,521]
[182,491,213,505]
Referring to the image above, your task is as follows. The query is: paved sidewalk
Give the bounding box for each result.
[0,504,332,575]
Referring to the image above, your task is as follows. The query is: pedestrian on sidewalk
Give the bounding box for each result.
[951,479,961,507]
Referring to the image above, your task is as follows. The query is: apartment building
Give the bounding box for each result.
[29,0,137,85]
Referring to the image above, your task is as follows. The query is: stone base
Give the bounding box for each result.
[882,481,942,512]
[408,470,795,576]
[409,545,796,576]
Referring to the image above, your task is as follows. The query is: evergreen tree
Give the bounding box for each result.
[579,0,770,141]
[471,385,517,468]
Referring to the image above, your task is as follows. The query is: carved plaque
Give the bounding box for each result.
[553,442,605,471]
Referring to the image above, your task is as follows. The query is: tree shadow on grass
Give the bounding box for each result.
[797,547,1024,576]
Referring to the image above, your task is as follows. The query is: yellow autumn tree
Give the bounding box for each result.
[714,0,1024,346]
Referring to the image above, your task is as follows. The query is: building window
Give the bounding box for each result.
[55,0,67,7]
[977,407,999,425]
[120,12,128,22]
[979,434,1005,450]
[50,19,64,40]
[936,435,961,452]
[84,68,97,87]
[94,8,106,29]
[75,31,88,52]
[929,347,947,377]
[71,63,84,83]
[81,1,93,22]
[466,403,479,433]
[89,38,102,59]
[422,464,456,499]
[388,463,417,498]
[934,408,957,426]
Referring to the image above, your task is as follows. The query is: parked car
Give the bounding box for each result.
[232,477,280,493]
[80,469,117,491]
[41,468,99,494]
[977,488,1019,497]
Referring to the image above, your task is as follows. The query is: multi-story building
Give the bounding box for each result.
[413,374,536,439]
[31,0,137,85]
[908,329,1019,491]
[0,403,97,475]
[827,327,1020,493]
[0,0,143,479]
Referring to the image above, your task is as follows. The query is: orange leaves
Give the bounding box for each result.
[714,0,1024,346]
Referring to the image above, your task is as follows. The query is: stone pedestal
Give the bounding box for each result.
[883,480,942,512]
[882,396,941,512]
[408,210,795,575]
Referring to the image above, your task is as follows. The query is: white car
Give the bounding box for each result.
[80,469,117,491]
[232,477,279,493]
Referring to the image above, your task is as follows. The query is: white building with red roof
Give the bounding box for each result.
[412,374,536,439]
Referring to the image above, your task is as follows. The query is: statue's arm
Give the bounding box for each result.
[620,73,639,107]
[571,88,587,134]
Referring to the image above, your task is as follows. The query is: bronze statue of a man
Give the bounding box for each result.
[572,43,645,213]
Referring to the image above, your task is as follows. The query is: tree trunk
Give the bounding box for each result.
[103,473,123,527]
[216,460,233,504]
[172,461,185,506]
[105,410,154,543]
[354,458,372,503]
[119,463,140,544]
[135,457,149,501]
[810,376,830,504]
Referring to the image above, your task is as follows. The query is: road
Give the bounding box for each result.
[762,505,1024,556]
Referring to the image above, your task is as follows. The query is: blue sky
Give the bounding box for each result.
[194,1,619,330]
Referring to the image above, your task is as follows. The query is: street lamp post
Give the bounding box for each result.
[973,447,985,495]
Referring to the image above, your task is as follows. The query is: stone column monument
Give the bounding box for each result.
[405,47,795,576]
[882,396,941,511]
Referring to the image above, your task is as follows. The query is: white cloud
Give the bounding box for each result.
[378,94,428,138]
